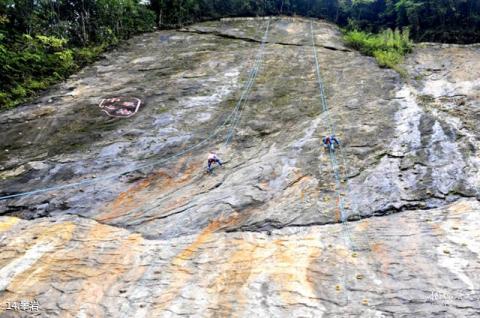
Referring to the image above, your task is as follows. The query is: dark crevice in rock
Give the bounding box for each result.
[225,219,285,234]
[371,203,430,217]
[436,94,468,99]
[1,201,52,219]
[252,184,266,192]
[4,178,478,240]
[1,204,31,215]
[125,203,198,227]
[444,190,478,200]
[386,153,405,159]
[283,175,308,190]
[137,66,170,72]
[344,172,361,181]
[224,196,479,235]
[179,29,261,45]
[179,29,351,52]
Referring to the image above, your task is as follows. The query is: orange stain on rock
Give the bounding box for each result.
[205,235,323,316]
[98,177,154,222]
[151,215,236,313]
[0,222,76,314]
[64,223,144,317]
[429,222,444,237]
[335,196,341,222]
[0,219,146,318]
[175,219,222,263]
[371,242,390,276]
[270,239,319,304]
[0,217,20,233]
[210,238,258,315]
[98,158,203,223]
[356,219,370,232]
[448,200,475,215]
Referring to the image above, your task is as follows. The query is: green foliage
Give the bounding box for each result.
[74,45,107,67]
[344,28,413,55]
[0,35,108,109]
[0,34,75,109]
[0,0,156,110]
[25,79,49,90]
[148,0,480,44]
[35,35,68,49]
[344,28,412,75]
[11,85,28,98]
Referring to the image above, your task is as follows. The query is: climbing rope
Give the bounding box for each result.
[95,19,272,218]
[310,21,352,241]
[0,20,272,202]
[311,21,379,306]
[224,19,271,146]
[85,19,272,220]
[310,20,354,305]
[309,22,372,250]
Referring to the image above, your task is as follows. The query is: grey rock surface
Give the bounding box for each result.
[0,17,479,317]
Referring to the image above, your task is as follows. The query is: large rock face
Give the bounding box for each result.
[0,17,479,317]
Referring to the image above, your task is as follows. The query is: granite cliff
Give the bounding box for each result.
[0,17,479,317]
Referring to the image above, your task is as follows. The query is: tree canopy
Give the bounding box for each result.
[0,0,155,109]
[149,0,480,43]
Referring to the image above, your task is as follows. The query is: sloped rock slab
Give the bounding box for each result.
[0,199,479,317]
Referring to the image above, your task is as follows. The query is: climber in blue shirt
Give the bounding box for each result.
[323,135,340,151]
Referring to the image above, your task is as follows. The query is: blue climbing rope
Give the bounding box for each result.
[310,21,371,249]
[310,20,353,305]
[224,19,271,146]
[310,21,352,239]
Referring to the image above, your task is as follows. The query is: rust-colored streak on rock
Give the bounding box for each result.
[151,218,224,313]
[258,181,270,191]
[209,235,322,316]
[151,161,205,214]
[210,239,257,316]
[355,219,370,232]
[63,224,143,317]
[429,222,444,237]
[0,222,76,314]
[271,239,319,304]
[177,220,222,261]
[335,196,341,222]
[98,177,154,222]
[98,158,203,223]
[448,200,475,215]
[371,242,390,277]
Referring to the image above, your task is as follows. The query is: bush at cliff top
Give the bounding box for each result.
[344,29,413,76]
